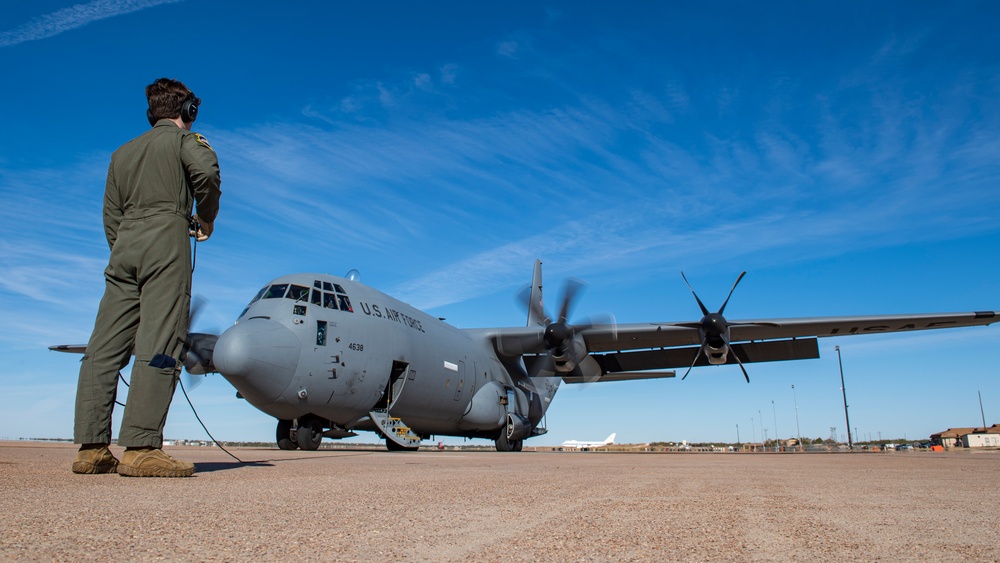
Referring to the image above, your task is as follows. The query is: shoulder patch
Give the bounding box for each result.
[194,133,213,151]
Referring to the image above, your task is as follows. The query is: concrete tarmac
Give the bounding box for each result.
[2,441,999,561]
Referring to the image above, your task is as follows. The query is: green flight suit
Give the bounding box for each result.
[74,119,221,448]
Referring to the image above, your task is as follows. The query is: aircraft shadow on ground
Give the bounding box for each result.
[194,451,376,473]
[194,461,273,473]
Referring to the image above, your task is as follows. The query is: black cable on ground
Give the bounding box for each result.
[118,369,245,463]
[178,375,246,464]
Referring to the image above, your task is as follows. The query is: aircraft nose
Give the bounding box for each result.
[214,318,301,405]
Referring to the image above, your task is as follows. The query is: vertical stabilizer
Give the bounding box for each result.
[524,259,561,432]
[526,259,545,327]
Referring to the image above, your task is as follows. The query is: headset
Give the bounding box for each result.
[147,94,199,126]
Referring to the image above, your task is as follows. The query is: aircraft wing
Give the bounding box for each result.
[494,311,999,377]
[582,311,997,350]
[582,311,999,373]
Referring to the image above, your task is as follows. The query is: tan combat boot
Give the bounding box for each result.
[118,448,195,478]
[72,445,119,474]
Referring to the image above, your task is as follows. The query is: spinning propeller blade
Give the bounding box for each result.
[517,279,614,384]
[181,296,219,382]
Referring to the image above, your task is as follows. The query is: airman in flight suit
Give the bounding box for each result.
[73,78,221,477]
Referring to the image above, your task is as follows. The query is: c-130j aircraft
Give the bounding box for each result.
[54,260,1000,452]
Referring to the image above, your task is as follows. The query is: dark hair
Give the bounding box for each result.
[145,78,200,121]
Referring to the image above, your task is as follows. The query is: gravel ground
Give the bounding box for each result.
[2,441,998,561]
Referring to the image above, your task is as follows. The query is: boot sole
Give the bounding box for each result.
[117,464,194,478]
[71,461,118,474]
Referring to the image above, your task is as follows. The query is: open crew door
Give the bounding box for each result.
[375,360,410,410]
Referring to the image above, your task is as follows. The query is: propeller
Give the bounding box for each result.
[679,271,750,383]
[517,279,609,384]
[181,296,220,389]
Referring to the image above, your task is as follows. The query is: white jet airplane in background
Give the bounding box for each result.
[561,433,616,450]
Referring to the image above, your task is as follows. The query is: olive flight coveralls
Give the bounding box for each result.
[75,119,221,448]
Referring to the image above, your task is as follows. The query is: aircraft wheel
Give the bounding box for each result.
[495,434,522,452]
[276,419,297,450]
[296,417,323,451]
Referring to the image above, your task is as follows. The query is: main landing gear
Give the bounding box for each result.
[276,419,296,450]
[494,433,523,452]
[276,417,323,451]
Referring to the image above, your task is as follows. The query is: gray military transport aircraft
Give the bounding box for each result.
[53,260,999,452]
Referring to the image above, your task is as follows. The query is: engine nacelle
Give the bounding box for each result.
[506,413,532,441]
[551,334,588,373]
[706,343,729,365]
[458,381,506,429]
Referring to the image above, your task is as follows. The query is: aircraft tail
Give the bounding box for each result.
[604,433,616,445]
[526,259,545,327]
[524,259,563,429]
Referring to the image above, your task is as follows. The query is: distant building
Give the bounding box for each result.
[964,433,1000,448]
[931,424,1000,448]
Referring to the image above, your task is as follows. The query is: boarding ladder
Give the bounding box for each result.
[369,409,421,449]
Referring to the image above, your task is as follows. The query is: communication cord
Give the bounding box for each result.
[181,233,248,463]
[178,375,245,463]
[116,368,246,464]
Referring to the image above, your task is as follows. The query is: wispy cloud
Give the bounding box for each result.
[0,0,185,48]
[3,17,998,336]
[200,48,1000,310]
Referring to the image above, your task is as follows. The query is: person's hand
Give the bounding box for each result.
[193,215,214,242]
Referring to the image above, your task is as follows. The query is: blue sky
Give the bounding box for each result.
[2,1,999,446]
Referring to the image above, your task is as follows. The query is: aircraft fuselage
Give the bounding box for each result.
[212,273,549,449]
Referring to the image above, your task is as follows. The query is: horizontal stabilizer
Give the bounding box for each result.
[49,344,86,354]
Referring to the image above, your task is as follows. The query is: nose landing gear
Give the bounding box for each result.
[296,416,324,450]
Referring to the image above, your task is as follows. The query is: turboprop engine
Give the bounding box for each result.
[520,279,609,383]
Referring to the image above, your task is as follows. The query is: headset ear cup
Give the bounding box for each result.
[181,99,198,123]
[147,108,156,126]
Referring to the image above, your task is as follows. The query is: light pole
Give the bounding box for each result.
[791,384,802,448]
[772,400,779,451]
[980,390,987,428]
[759,409,764,448]
[835,345,853,448]
[736,423,740,446]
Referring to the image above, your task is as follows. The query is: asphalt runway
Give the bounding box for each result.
[2,442,998,561]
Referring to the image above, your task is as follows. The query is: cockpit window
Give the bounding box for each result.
[263,284,288,299]
[314,279,354,313]
[252,285,268,303]
[285,284,310,301]
[238,285,270,319]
